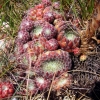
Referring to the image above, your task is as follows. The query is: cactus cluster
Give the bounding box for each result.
[14,0,77,97]
[1,0,100,99]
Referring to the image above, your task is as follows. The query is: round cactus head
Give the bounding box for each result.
[52,73,72,90]
[34,26,42,35]
[45,38,59,51]
[42,23,57,39]
[64,30,78,41]
[16,30,31,45]
[35,50,72,78]
[0,82,14,98]
[35,77,49,90]
[43,12,55,23]
[42,60,64,73]
[30,20,57,39]
[56,21,80,52]
[19,18,34,32]
[30,20,45,39]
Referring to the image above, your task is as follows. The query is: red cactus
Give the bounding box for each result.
[30,37,46,54]
[42,23,57,39]
[43,12,55,23]
[30,20,57,40]
[52,73,72,90]
[16,30,31,44]
[34,50,72,78]
[35,77,49,90]
[19,18,34,32]
[30,20,47,39]
[55,21,80,52]
[45,38,59,51]
[27,7,37,21]
[27,4,45,21]
[0,82,14,98]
